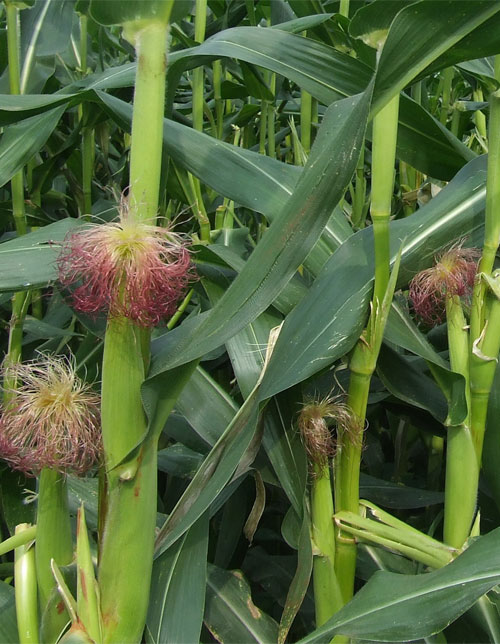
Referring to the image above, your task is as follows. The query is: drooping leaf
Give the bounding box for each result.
[89,0,172,26]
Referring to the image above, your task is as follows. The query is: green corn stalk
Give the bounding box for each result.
[334,89,400,605]
[439,67,454,126]
[190,0,210,241]
[3,0,29,399]
[14,523,38,644]
[443,296,478,548]
[470,57,500,466]
[94,15,193,643]
[36,468,73,643]
[311,463,343,626]
[335,249,401,604]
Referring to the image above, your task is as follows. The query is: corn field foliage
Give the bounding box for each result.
[3,1,500,643]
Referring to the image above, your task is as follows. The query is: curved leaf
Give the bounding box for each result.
[259,155,487,399]
[297,527,500,643]
[148,89,371,379]
[0,105,65,188]
[0,218,83,292]
[372,1,500,114]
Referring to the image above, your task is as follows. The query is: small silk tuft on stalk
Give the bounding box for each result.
[409,244,480,326]
[299,396,360,470]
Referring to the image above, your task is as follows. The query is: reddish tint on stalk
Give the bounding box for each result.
[409,245,479,326]
[0,355,101,476]
[58,218,194,328]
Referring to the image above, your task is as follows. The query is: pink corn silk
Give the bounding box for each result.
[409,247,479,326]
[58,224,194,327]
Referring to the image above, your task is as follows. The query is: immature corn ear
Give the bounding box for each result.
[0,355,101,476]
[57,212,194,328]
[298,397,358,468]
[409,244,479,326]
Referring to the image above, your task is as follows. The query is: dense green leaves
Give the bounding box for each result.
[259,155,487,399]
[2,3,500,644]
[150,88,372,377]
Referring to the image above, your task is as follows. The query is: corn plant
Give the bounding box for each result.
[3,1,500,643]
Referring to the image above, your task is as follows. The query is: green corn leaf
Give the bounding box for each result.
[297,526,500,643]
[372,1,500,115]
[88,0,173,26]
[0,105,65,188]
[0,218,83,292]
[146,512,209,644]
[204,564,279,644]
[259,155,487,400]
[0,582,18,644]
[149,88,372,379]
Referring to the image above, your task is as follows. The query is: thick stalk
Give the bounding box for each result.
[311,464,343,626]
[370,94,399,304]
[470,56,500,341]
[334,369,370,603]
[98,436,156,644]
[334,93,400,605]
[128,22,168,222]
[36,468,72,643]
[15,524,38,644]
[470,296,500,459]
[443,296,477,548]
[339,0,350,18]
[97,17,171,644]
[439,67,454,126]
